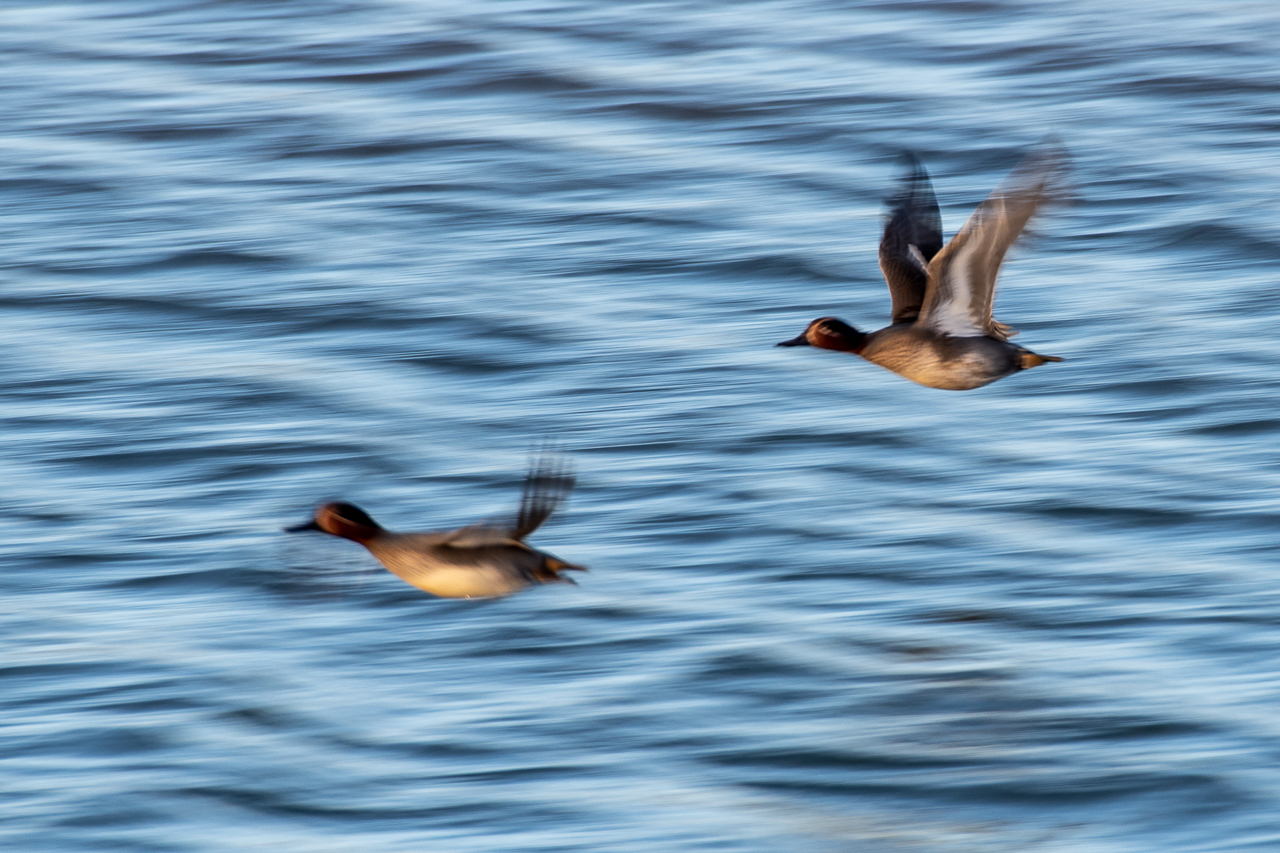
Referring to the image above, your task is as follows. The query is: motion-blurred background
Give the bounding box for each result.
[3,1,1279,850]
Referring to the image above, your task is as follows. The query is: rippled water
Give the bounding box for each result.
[4,1,1280,850]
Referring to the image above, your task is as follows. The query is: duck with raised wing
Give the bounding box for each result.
[286,457,586,598]
[778,146,1068,390]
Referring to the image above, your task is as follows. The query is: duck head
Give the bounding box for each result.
[286,502,383,543]
[776,317,867,353]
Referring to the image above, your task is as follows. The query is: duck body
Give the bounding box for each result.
[860,323,1049,391]
[777,146,1068,391]
[363,528,582,599]
[287,458,585,599]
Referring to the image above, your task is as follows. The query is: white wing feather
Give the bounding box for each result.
[917,146,1068,339]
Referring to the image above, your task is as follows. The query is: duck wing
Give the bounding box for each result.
[437,524,521,549]
[511,453,576,541]
[916,145,1068,340]
[878,153,943,324]
[435,455,576,549]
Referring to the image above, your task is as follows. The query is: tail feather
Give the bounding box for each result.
[1019,351,1064,369]
[546,555,588,573]
[532,554,588,584]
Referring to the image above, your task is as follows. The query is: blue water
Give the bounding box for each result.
[4,1,1280,850]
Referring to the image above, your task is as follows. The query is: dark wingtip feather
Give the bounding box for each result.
[883,151,943,261]
[513,451,576,541]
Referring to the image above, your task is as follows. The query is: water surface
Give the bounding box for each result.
[3,1,1280,850]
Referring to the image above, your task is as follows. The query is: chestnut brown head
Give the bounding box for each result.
[776,317,867,353]
[286,502,383,542]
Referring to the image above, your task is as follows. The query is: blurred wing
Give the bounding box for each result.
[439,524,519,548]
[918,145,1069,339]
[878,153,943,324]
[512,453,576,541]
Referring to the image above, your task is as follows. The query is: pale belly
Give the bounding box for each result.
[388,562,533,598]
[861,332,1017,391]
[370,546,536,598]
[887,353,1008,390]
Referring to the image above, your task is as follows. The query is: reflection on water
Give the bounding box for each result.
[3,1,1280,851]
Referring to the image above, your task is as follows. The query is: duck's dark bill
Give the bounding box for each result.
[775,334,810,347]
[285,520,321,533]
